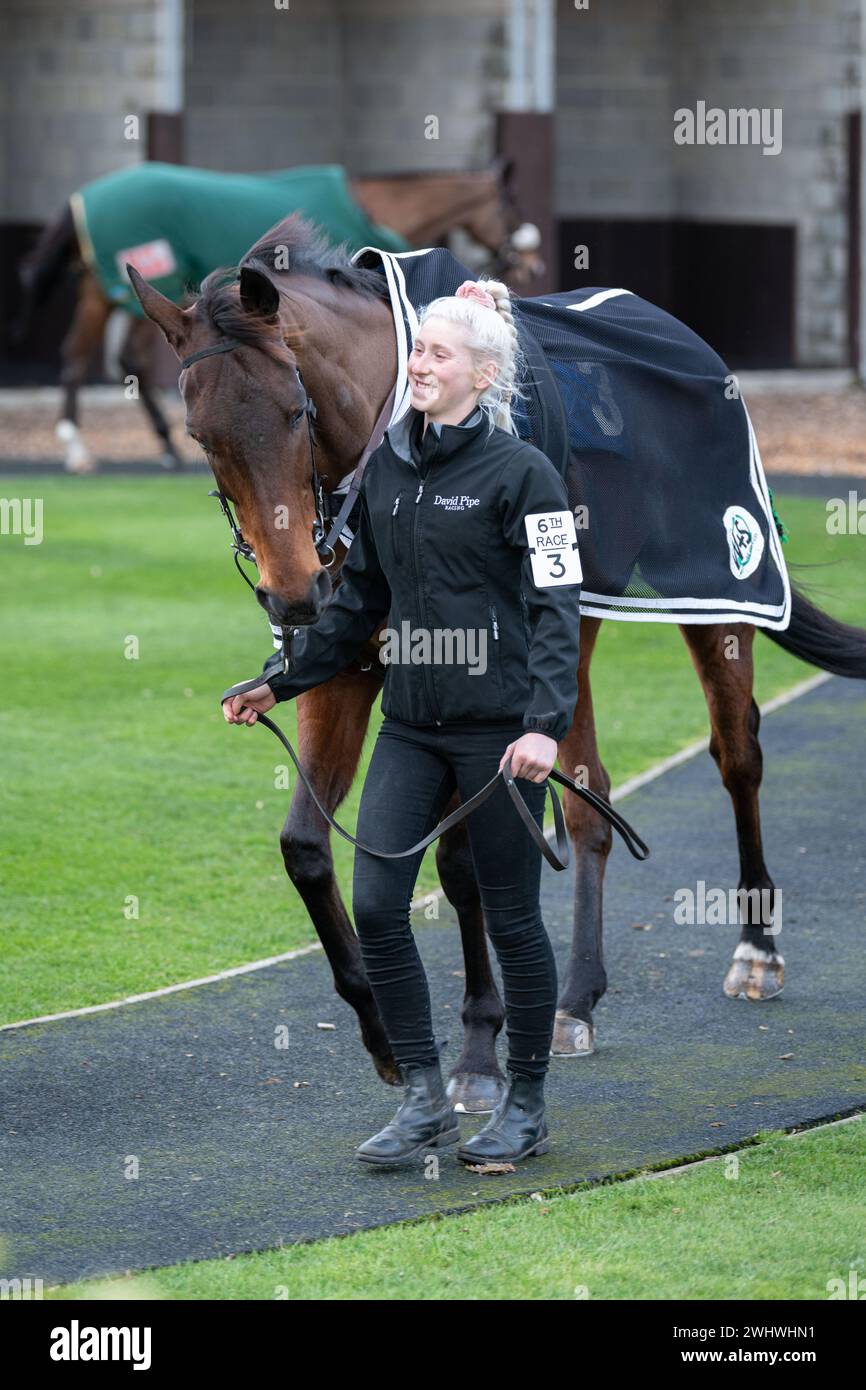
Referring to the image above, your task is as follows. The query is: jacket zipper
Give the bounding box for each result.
[410,468,444,725]
[490,604,499,640]
[391,493,402,564]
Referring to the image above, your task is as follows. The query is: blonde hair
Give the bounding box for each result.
[416,277,526,434]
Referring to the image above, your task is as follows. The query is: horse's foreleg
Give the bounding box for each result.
[278,674,401,1086]
[119,317,183,469]
[552,617,611,1055]
[434,817,507,1113]
[680,623,783,1000]
[57,269,110,473]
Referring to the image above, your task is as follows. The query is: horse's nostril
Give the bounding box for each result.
[254,580,330,628]
[255,587,291,625]
[312,568,332,607]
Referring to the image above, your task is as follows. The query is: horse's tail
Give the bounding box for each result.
[12,201,78,342]
[763,583,866,678]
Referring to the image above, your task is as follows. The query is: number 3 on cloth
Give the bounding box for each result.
[523,509,583,588]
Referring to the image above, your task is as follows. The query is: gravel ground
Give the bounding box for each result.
[0,396,203,465]
[1,387,866,474]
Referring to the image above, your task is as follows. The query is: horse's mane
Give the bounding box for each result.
[195,214,391,363]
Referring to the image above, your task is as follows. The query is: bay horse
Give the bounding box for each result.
[14,158,539,474]
[127,217,866,1112]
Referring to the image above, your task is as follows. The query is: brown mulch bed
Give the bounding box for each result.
[746,390,866,476]
[0,399,202,464]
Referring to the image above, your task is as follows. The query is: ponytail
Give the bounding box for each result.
[416,277,527,434]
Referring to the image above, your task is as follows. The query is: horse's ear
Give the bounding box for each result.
[239,265,280,320]
[126,265,188,352]
[490,154,516,187]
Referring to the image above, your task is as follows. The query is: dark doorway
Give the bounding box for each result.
[557,218,796,368]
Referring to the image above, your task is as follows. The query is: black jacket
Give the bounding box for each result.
[261,404,582,742]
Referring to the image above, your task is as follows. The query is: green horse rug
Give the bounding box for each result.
[70,162,410,314]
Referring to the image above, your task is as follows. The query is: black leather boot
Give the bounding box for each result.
[456,1068,549,1164]
[355,1057,461,1165]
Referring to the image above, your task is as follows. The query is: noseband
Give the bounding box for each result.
[179,335,338,593]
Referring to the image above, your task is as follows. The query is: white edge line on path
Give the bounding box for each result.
[616,1108,863,1189]
[1,671,832,1034]
[626,1108,863,1180]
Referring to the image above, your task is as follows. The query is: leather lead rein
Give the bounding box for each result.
[253,712,649,871]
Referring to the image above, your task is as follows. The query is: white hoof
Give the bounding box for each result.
[57,420,96,473]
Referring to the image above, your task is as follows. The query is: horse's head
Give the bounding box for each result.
[465,158,544,287]
[126,218,395,634]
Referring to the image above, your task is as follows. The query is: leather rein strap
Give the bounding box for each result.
[320,382,396,555]
[254,711,649,872]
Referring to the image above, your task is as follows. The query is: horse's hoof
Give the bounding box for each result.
[57,420,96,473]
[446,1071,506,1114]
[62,446,97,474]
[372,1055,403,1087]
[723,943,785,1001]
[551,1011,595,1056]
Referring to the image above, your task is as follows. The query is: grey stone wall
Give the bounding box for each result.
[555,0,863,364]
[184,0,343,170]
[673,0,861,365]
[0,0,167,221]
[556,0,677,217]
[337,0,509,173]
[185,0,508,175]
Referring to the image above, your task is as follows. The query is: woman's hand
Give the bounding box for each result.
[222,683,277,726]
[498,731,558,782]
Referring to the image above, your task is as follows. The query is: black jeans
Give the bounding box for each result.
[352,716,558,1079]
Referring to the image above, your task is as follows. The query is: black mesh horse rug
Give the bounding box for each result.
[349,244,790,631]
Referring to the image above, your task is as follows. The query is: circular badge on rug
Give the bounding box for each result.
[723,505,765,580]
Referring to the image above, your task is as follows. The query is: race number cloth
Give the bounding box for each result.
[525,510,583,588]
[70,162,410,315]
[351,245,791,629]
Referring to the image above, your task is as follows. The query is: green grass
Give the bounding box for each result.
[2,478,864,1025]
[45,1117,866,1299]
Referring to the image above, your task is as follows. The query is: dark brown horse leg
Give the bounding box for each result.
[680,623,783,1000]
[57,269,112,473]
[118,317,183,469]
[434,817,507,1113]
[551,617,612,1056]
[278,673,401,1086]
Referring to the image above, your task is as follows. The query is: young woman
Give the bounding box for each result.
[222,279,583,1167]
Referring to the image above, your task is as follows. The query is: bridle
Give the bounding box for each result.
[179,336,338,595]
[179,330,394,674]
